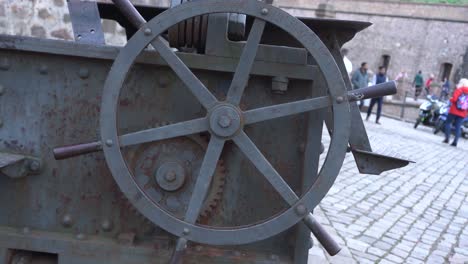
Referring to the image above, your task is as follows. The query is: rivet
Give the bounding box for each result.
[182,228,190,235]
[0,58,10,71]
[78,67,89,79]
[62,214,73,227]
[144,28,152,36]
[261,8,269,15]
[29,160,41,172]
[336,96,344,104]
[105,139,113,147]
[295,204,307,216]
[101,219,113,232]
[39,64,48,75]
[22,227,30,234]
[0,84,4,95]
[76,233,86,240]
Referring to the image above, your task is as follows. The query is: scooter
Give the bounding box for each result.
[433,103,449,134]
[414,95,445,129]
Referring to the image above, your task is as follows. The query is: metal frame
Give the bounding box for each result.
[100,0,350,246]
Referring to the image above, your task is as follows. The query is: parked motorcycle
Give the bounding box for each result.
[414,95,445,129]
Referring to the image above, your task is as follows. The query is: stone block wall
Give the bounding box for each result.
[0,0,72,40]
[0,0,166,45]
[279,0,468,88]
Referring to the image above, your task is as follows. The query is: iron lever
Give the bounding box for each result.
[53,142,102,160]
[347,81,396,102]
[303,214,341,256]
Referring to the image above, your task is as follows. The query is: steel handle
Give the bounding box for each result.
[347,81,397,102]
[53,141,102,160]
[303,214,341,256]
[111,0,146,28]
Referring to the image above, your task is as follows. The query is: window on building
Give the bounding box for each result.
[381,55,391,72]
[439,63,453,81]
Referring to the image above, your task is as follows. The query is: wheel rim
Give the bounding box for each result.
[100,0,350,245]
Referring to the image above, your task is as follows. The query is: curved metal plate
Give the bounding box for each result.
[100,0,350,245]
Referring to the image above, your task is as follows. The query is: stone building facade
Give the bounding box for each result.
[1,0,467,106]
[278,0,468,98]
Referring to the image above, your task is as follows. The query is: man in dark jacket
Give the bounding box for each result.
[443,78,468,147]
[366,66,388,124]
[351,62,369,109]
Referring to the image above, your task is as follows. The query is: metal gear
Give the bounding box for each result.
[124,122,225,223]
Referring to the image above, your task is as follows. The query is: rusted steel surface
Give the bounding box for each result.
[0,0,408,263]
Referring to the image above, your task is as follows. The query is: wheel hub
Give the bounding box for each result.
[209,105,242,138]
[156,161,186,191]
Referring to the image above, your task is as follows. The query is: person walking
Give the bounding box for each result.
[351,62,369,110]
[425,74,434,95]
[443,78,468,147]
[366,66,388,124]
[413,70,424,100]
[440,78,450,101]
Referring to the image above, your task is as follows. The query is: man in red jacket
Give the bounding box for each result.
[444,78,468,147]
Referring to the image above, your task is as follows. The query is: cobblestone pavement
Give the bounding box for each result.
[308,114,468,264]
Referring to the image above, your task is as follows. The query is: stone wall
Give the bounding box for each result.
[0,0,72,40]
[0,0,167,45]
[278,0,468,92]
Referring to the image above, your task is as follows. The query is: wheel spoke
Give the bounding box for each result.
[119,117,208,147]
[243,96,330,125]
[184,136,225,223]
[226,18,266,105]
[150,37,218,109]
[233,131,298,205]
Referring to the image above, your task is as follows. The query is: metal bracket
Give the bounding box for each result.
[352,149,413,175]
[68,0,106,45]
[0,152,42,179]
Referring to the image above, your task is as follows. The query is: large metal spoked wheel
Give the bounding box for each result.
[101,0,351,247]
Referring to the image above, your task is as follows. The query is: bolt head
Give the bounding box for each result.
[79,68,89,79]
[101,219,113,232]
[165,171,177,182]
[39,65,48,74]
[261,8,269,15]
[336,96,344,103]
[0,59,10,71]
[29,160,41,172]
[144,28,152,36]
[182,228,190,235]
[105,139,113,147]
[76,233,86,240]
[295,204,307,216]
[21,227,30,234]
[62,214,73,227]
[217,115,232,128]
